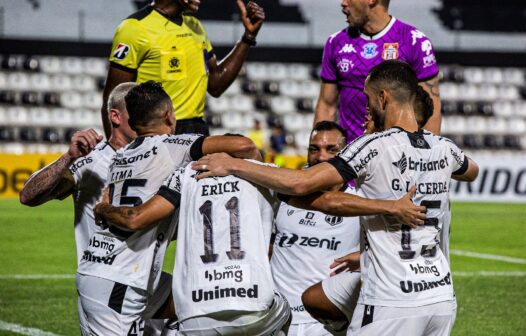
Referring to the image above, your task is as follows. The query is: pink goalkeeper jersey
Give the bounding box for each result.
[320,17,439,142]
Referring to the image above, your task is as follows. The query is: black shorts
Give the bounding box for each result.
[175,118,210,136]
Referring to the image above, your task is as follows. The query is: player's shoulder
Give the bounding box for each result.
[161,133,201,147]
[393,17,431,40]
[326,27,348,44]
[69,142,111,175]
[339,128,403,160]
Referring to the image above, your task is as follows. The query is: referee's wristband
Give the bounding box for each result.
[241,34,257,46]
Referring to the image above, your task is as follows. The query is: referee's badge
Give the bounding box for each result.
[382,43,399,60]
[113,43,130,60]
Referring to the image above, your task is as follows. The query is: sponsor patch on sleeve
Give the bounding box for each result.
[113,43,130,61]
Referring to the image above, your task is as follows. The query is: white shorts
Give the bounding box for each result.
[77,272,172,336]
[177,292,291,336]
[321,271,361,322]
[288,322,340,336]
[349,300,457,336]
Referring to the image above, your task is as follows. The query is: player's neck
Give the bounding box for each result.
[137,125,173,137]
[361,11,391,36]
[108,131,134,150]
[385,103,418,132]
[153,0,183,17]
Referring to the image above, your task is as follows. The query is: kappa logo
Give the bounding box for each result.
[325,215,343,226]
[392,152,408,174]
[339,43,357,54]
[113,43,130,60]
[361,42,378,59]
[411,29,426,46]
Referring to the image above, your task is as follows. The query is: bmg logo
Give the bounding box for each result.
[205,269,243,283]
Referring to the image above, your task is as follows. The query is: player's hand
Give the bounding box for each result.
[94,187,110,228]
[192,153,235,180]
[329,251,360,276]
[388,186,427,228]
[237,0,265,37]
[68,129,103,160]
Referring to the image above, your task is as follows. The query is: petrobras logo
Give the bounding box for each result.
[113,43,130,60]
[361,42,378,59]
[337,58,354,73]
[338,43,357,54]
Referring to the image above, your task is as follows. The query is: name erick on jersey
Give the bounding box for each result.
[77,133,204,292]
[159,162,277,322]
[271,187,360,324]
[321,17,439,141]
[68,141,115,264]
[328,127,469,307]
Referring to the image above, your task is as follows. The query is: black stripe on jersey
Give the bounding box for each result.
[452,157,469,176]
[361,305,375,327]
[421,200,441,209]
[108,282,128,314]
[127,136,146,150]
[157,186,181,208]
[126,5,154,21]
[189,135,206,161]
[406,132,431,149]
[109,61,137,74]
[328,157,357,184]
[340,128,402,164]
[321,77,338,84]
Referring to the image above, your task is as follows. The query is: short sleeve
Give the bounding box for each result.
[445,139,468,175]
[164,134,205,165]
[407,28,439,81]
[109,19,150,73]
[157,167,185,207]
[320,35,338,83]
[329,134,380,183]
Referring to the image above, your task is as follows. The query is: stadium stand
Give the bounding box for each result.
[0,54,525,154]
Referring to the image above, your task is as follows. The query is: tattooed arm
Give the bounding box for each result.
[95,195,175,231]
[419,75,441,134]
[19,129,103,206]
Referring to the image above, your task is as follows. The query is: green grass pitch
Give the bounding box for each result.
[0,199,525,335]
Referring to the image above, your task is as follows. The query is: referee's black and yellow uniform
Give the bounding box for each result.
[109,5,214,135]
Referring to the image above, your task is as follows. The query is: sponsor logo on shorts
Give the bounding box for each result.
[192,285,259,302]
[400,272,451,293]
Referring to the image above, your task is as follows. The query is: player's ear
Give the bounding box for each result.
[378,90,388,110]
[164,110,175,127]
[109,108,121,128]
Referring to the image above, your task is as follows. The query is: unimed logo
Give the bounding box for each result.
[192,285,258,302]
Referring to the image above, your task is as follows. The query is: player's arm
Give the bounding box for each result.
[95,195,175,231]
[19,129,103,206]
[419,75,441,134]
[101,66,135,138]
[201,135,261,160]
[452,156,479,182]
[313,82,339,124]
[207,1,264,97]
[285,187,426,227]
[194,153,343,195]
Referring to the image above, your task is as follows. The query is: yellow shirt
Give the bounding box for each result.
[109,6,213,120]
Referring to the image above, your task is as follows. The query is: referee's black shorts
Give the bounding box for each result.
[175,117,210,136]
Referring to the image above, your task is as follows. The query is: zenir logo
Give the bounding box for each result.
[393,152,408,174]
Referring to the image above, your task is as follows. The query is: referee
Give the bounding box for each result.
[101,0,265,136]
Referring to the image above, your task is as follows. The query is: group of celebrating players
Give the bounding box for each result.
[19,0,481,335]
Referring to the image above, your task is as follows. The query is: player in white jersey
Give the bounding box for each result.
[93,160,291,335]
[270,121,360,336]
[77,81,260,336]
[193,60,479,336]
[19,83,145,334]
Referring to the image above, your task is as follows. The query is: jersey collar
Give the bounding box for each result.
[359,16,396,41]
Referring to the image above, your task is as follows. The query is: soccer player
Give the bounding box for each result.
[194,60,479,336]
[271,121,360,336]
[19,83,137,333]
[94,161,292,335]
[101,0,265,137]
[314,0,441,141]
[76,81,259,335]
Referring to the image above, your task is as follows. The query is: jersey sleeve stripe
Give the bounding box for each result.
[109,61,138,74]
[452,157,469,176]
[328,156,357,183]
[157,186,181,208]
[189,135,206,161]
